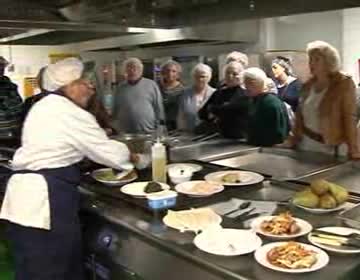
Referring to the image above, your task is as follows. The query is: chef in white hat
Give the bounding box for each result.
[0,57,134,280]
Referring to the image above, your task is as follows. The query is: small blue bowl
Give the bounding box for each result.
[147,190,178,210]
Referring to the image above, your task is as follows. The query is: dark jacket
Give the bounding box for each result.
[159,83,185,131]
[248,93,289,147]
[0,76,23,140]
[198,86,251,139]
[277,78,302,112]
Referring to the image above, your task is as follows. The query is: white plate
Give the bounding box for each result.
[167,163,203,173]
[255,242,329,273]
[292,201,346,214]
[175,180,224,197]
[308,227,360,254]
[194,228,262,256]
[205,170,264,186]
[163,208,222,233]
[121,181,170,197]
[251,215,313,240]
[91,168,138,186]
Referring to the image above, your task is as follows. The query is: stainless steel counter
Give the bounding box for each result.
[170,138,257,162]
[297,161,360,193]
[211,147,345,179]
[80,179,360,280]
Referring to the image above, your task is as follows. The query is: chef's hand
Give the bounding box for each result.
[130,153,139,164]
[130,153,150,170]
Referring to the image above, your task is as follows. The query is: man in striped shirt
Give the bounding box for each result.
[0,57,23,146]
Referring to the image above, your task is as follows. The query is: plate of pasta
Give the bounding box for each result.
[254,241,329,273]
[251,212,313,240]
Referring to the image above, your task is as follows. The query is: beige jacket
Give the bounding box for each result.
[288,72,359,158]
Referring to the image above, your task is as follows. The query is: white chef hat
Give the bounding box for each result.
[43,57,84,92]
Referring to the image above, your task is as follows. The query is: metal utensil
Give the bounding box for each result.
[113,169,133,180]
[311,233,360,248]
[236,212,266,222]
[223,201,251,216]
[312,230,360,240]
[232,207,256,219]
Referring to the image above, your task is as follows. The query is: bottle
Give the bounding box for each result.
[151,140,167,183]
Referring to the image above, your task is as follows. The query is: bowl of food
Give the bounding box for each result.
[251,212,313,240]
[204,170,264,186]
[255,241,329,273]
[91,168,137,186]
[168,166,193,184]
[292,180,348,214]
[121,181,170,197]
[175,180,224,197]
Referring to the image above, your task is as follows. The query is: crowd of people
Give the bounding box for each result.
[112,40,359,157]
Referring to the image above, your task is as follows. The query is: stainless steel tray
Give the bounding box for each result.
[298,162,360,194]
[339,203,360,230]
[211,147,344,180]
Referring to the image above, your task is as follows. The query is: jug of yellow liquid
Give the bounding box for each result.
[151,140,167,183]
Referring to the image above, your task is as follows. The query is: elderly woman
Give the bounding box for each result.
[244,67,289,146]
[177,63,215,132]
[226,51,249,68]
[159,60,185,130]
[0,58,135,280]
[282,41,359,158]
[272,56,302,112]
[199,61,250,139]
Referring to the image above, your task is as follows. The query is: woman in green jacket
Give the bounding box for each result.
[243,67,289,146]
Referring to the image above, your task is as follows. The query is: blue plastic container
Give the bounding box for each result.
[147,190,178,210]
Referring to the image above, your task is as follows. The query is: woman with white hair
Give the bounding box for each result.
[0,58,136,280]
[199,61,251,138]
[159,60,185,130]
[281,41,359,158]
[271,56,302,112]
[243,67,289,146]
[177,63,215,132]
[225,51,249,68]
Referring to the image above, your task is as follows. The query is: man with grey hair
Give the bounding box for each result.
[243,67,289,146]
[113,57,165,134]
[0,56,23,145]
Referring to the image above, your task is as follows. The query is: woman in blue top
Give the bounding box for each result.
[177,63,215,132]
[271,56,302,112]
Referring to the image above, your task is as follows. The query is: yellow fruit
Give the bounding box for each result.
[293,189,319,208]
[328,183,348,205]
[319,194,337,209]
[310,179,330,196]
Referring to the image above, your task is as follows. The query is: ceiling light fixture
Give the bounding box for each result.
[249,0,255,11]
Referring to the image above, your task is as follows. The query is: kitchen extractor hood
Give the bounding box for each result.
[0,0,360,45]
[59,0,360,28]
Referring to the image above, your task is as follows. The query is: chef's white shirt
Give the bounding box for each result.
[0,94,131,229]
[13,94,130,170]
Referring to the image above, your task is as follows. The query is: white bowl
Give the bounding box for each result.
[168,166,193,184]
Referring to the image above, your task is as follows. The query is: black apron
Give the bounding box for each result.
[7,164,84,280]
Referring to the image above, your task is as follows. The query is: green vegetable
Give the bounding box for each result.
[95,170,118,181]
